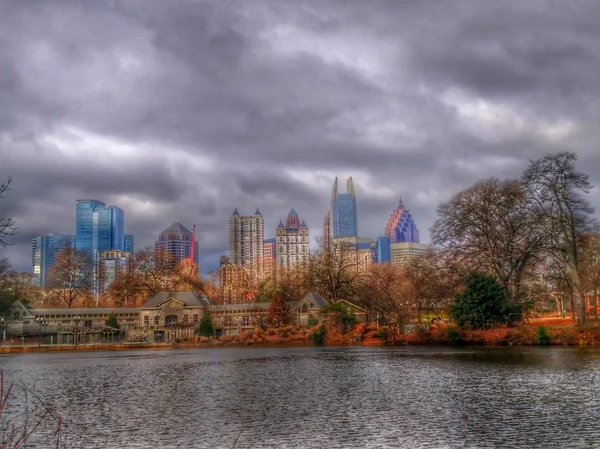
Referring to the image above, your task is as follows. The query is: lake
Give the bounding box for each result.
[1,346,599,448]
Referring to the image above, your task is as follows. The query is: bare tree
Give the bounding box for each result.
[305,239,361,303]
[134,247,175,297]
[580,233,600,318]
[430,178,542,304]
[48,248,93,308]
[0,178,18,248]
[523,152,597,324]
[170,259,205,293]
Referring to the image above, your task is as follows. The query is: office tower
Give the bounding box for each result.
[98,250,131,293]
[333,236,375,273]
[229,208,264,280]
[390,242,430,265]
[276,209,310,271]
[155,222,199,267]
[124,233,134,255]
[326,177,358,248]
[263,238,277,279]
[32,233,75,287]
[371,236,391,264]
[75,200,125,263]
[322,211,331,251]
[384,198,420,243]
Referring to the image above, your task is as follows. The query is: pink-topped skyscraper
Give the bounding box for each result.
[384,198,420,243]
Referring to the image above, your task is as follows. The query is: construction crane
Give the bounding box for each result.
[190,224,197,263]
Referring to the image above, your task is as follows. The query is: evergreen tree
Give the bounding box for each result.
[106,313,119,329]
[198,312,214,336]
[451,273,509,329]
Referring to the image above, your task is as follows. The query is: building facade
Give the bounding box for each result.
[276,209,310,271]
[124,233,134,255]
[371,236,391,264]
[324,177,358,251]
[98,250,131,293]
[384,198,420,243]
[333,236,375,273]
[262,238,277,279]
[32,233,75,287]
[390,242,430,265]
[75,199,125,263]
[155,223,199,268]
[229,208,264,280]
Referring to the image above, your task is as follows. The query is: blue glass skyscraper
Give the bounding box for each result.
[76,200,125,263]
[32,233,75,287]
[329,177,358,239]
[124,233,134,254]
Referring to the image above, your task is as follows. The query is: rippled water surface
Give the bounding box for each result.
[2,346,600,448]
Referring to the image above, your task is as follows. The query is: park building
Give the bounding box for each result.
[2,291,367,346]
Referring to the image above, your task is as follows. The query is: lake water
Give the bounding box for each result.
[1,346,600,448]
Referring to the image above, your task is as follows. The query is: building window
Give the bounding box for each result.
[183,315,189,323]
[193,314,199,322]
[242,316,249,326]
[144,315,150,325]
[225,317,232,326]
[154,316,160,326]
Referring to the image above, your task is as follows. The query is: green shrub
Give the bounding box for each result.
[451,272,509,329]
[197,313,214,337]
[374,328,388,340]
[310,324,327,345]
[447,326,464,346]
[175,338,181,344]
[534,326,551,346]
[105,313,119,329]
[308,315,319,327]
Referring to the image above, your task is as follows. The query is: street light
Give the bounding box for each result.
[36,316,49,347]
[73,315,81,347]
[0,318,6,345]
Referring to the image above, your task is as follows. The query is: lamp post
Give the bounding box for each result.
[73,315,81,347]
[0,318,6,345]
[36,316,49,347]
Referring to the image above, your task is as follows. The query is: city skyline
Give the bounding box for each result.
[2,1,600,276]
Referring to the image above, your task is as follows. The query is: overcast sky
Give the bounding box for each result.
[1,0,600,275]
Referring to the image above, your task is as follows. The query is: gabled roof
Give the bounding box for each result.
[141,291,211,308]
[301,292,328,309]
[162,222,191,234]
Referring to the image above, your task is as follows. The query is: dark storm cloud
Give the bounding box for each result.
[1,0,600,274]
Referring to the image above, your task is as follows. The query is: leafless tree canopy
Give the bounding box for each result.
[0,178,18,248]
[47,247,93,308]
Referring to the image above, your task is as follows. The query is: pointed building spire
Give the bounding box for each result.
[254,208,262,216]
[232,208,240,216]
[277,220,285,229]
[300,219,308,228]
[346,176,356,198]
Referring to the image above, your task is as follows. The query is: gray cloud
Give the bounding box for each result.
[1,0,599,275]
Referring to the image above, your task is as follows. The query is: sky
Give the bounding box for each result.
[1,0,600,276]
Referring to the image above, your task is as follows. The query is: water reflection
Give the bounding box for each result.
[2,346,600,448]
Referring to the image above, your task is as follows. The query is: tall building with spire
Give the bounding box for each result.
[276,209,310,270]
[384,198,420,243]
[229,208,264,280]
[323,177,358,249]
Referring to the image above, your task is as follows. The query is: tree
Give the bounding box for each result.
[431,178,542,305]
[48,247,93,308]
[105,313,119,329]
[320,302,356,333]
[106,271,142,307]
[522,152,597,324]
[305,239,361,303]
[451,273,510,329]
[358,263,404,324]
[580,233,600,317]
[170,260,205,292]
[134,248,175,297]
[266,295,290,328]
[0,178,18,247]
[197,312,214,337]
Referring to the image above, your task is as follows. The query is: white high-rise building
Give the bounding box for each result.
[276,209,310,271]
[229,208,264,280]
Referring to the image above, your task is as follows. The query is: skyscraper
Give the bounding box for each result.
[124,233,134,255]
[229,208,264,280]
[155,223,199,267]
[328,177,358,241]
[32,233,75,287]
[384,198,420,243]
[98,250,131,293]
[263,238,277,279]
[75,200,125,263]
[276,209,310,270]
